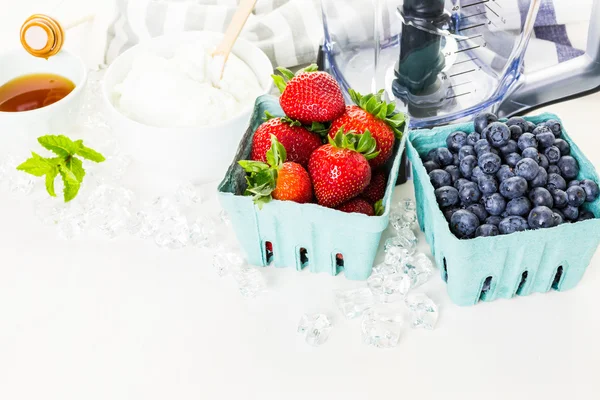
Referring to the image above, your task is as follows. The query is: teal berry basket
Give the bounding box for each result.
[406,112,600,306]
[218,95,406,280]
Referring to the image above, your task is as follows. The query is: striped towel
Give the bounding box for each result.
[103,0,592,71]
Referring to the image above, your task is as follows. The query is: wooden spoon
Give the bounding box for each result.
[210,0,257,86]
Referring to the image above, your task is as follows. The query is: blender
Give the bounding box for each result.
[319,0,600,129]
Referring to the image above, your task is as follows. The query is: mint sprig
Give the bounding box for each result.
[17,135,105,202]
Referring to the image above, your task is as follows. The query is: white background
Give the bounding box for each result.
[1,1,599,399]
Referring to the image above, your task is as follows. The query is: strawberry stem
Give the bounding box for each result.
[348,88,407,140]
[328,129,380,160]
[374,199,384,216]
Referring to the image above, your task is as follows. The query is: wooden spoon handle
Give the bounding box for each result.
[212,0,257,72]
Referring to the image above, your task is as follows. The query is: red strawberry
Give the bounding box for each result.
[251,114,322,167]
[361,170,387,203]
[272,64,345,124]
[308,129,378,208]
[239,135,313,207]
[336,198,374,216]
[329,89,406,169]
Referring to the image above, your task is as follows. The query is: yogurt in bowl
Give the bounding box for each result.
[102,31,272,192]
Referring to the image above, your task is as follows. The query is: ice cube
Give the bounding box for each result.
[405,293,438,330]
[154,215,189,249]
[399,198,416,212]
[383,236,415,266]
[234,266,266,298]
[368,265,410,303]
[297,314,332,346]
[401,253,434,289]
[174,182,202,206]
[361,306,405,348]
[334,287,377,319]
[212,250,244,277]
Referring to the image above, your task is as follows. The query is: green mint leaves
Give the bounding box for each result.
[17,134,105,202]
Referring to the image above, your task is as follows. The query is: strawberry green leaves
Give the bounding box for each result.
[328,129,380,161]
[16,135,105,202]
[374,199,384,216]
[348,88,406,140]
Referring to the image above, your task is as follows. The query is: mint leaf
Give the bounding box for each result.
[38,135,76,157]
[265,135,286,168]
[238,160,269,173]
[73,140,106,162]
[45,166,58,197]
[58,163,80,202]
[16,152,52,176]
[66,156,85,183]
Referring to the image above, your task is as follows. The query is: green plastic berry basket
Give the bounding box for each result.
[406,112,600,306]
[217,95,406,280]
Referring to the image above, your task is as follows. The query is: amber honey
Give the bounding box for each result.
[0,73,75,112]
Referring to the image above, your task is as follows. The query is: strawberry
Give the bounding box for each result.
[272,64,345,124]
[361,170,387,204]
[250,113,322,167]
[336,198,374,216]
[308,129,379,208]
[329,89,406,169]
[239,135,313,207]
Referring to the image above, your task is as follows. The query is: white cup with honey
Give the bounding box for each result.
[0,44,87,154]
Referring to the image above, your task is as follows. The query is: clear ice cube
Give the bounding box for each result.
[405,293,438,330]
[154,216,189,249]
[368,266,410,303]
[174,182,202,206]
[298,314,332,346]
[234,266,266,298]
[212,250,244,277]
[334,287,377,319]
[361,306,405,348]
[399,198,416,212]
[390,209,418,231]
[401,253,434,289]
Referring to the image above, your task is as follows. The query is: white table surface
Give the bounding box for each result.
[1,1,599,399]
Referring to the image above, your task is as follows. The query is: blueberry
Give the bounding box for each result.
[500,176,528,199]
[553,138,570,156]
[498,216,529,234]
[504,152,522,168]
[454,178,471,191]
[568,179,581,187]
[474,112,498,134]
[509,125,523,141]
[539,154,549,170]
[561,205,579,220]
[515,158,540,181]
[552,189,569,208]
[478,152,502,175]
[545,119,562,137]
[566,185,586,207]
[518,133,538,151]
[435,186,460,207]
[577,210,595,221]
[548,165,561,175]
[529,187,554,208]
[475,224,499,237]
[478,174,498,195]
[466,132,481,147]
[435,147,454,166]
[450,209,480,238]
[459,155,478,179]
[526,121,537,133]
[484,122,510,148]
[444,165,461,183]
[552,208,565,220]
[446,131,467,152]
[580,179,600,202]
[443,206,461,222]
[429,169,453,189]
[506,117,528,133]
[534,128,556,148]
[557,156,579,179]
[452,153,460,166]
[547,173,567,191]
[531,167,548,188]
[553,212,564,225]
[474,139,492,156]
[505,196,532,217]
[483,193,506,216]
[528,206,555,229]
[496,165,515,182]
[499,140,518,156]
[458,145,476,161]
[424,160,440,173]
[521,147,540,163]
[471,166,485,182]
[459,181,482,205]
[426,149,437,162]
[467,203,489,223]
[485,215,503,226]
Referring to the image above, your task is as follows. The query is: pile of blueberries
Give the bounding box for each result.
[423,113,599,239]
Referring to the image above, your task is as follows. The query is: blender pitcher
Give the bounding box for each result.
[320,0,600,128]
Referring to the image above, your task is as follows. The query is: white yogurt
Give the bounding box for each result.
[113,42,263,128]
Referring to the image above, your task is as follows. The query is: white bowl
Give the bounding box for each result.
[0,48,87,154]
[102,31,273,192]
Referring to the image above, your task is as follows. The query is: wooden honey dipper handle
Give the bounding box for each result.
[20,13,94,59]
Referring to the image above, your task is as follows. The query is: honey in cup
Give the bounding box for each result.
[0,73,75,112]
